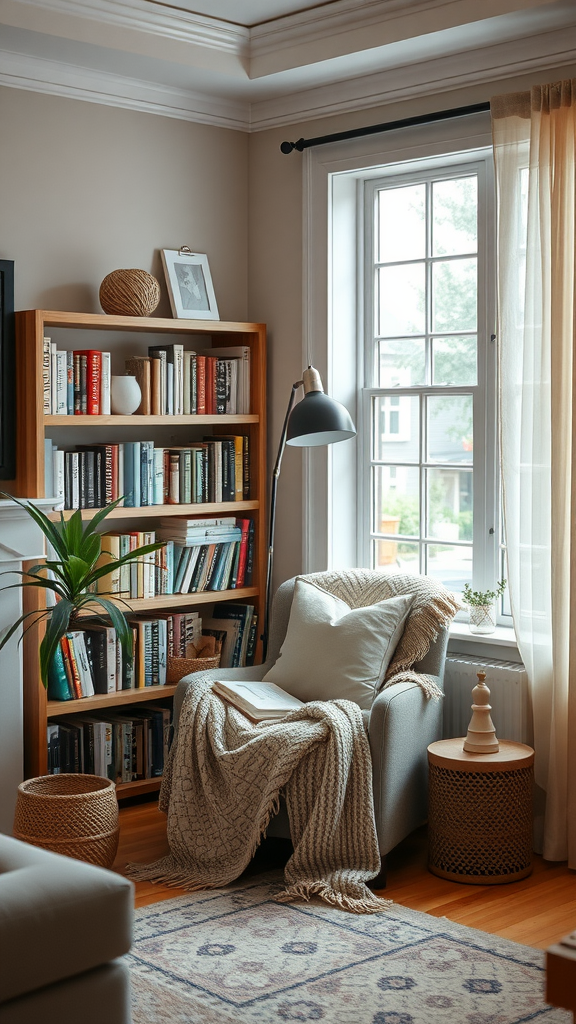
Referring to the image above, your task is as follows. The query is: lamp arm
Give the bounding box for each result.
[262,379,302,661]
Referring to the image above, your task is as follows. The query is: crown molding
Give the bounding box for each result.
[1,4,575,132]
[249,0,565,68]
[249,27,576,130]
[7,0,249,53]
[0,49,251,129]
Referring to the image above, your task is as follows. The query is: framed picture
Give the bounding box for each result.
[161,248,219,321]
[0,260,15,479]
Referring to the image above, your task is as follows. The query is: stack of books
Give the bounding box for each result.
[47,611,207,702]
[47,702,172,782]
[43,338,111,415]
[155,517,255,595]
[44,435,250,510]
[202,602,258,668]
[126,343,250,415]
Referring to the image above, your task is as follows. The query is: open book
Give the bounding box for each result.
[212,680,303,722]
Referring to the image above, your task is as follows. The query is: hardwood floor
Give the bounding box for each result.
[115,797,576,950]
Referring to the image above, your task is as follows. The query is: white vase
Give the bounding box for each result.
[110,375,141,415]
[469,602,496,634]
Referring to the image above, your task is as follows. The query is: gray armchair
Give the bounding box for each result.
[173,570,450,878]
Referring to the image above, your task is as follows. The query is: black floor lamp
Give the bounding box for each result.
[262,366,356,660]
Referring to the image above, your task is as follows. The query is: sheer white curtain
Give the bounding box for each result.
[492,82,576,865]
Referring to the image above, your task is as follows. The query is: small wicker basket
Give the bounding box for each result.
[167,654,220,684]
[13,774,119,868]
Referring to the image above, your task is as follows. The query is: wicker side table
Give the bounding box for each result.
[428,738,534,884]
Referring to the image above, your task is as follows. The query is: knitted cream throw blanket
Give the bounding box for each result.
[127,680,390,914]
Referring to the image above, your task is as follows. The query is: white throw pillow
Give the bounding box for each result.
[263,578,414,710]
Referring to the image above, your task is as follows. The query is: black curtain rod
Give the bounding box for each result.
[280,101,491,154]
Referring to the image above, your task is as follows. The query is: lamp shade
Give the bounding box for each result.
[286,390,356,447]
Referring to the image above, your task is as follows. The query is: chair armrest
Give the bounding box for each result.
[368,678,443,855]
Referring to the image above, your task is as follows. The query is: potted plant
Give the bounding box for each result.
[0,495,163,687]
[462,579,507,634]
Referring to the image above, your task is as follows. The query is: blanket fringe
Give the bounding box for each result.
[125,857,227,891]
[275,881,392,914]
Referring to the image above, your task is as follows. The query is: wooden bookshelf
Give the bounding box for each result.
[15,310,267,795]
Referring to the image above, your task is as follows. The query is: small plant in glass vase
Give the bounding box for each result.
[462,580,507,635]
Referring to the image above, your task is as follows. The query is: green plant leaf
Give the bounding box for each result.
[61,508,84,558]
[79,532,101,568]
[86,597,133,658]
[62,554,93,594]
[84,542,165,588]
[78,499,125,549]
[38,598,74,687]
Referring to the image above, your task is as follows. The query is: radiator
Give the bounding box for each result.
[443,656,532,745]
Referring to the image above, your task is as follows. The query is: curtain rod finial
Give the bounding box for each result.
[280,139,305,154]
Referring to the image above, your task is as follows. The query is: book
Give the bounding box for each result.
[48,642,73,701]
[42,336,52,414]
[101,352,111,415]
[211,602,254,666]
[212,679,303,722]
[55,350,68,414]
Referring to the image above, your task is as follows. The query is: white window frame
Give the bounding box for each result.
[360,157,498,601]
[302,111,507,618]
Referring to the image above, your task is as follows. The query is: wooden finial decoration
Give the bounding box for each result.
[463,670,500,753]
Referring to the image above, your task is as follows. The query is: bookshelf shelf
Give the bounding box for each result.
[47,500,260,522]
[45,414,259,426]
[75,587,259,615]
[15,309,267,795]
[47,684,179,717]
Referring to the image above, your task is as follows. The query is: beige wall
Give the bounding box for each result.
[248,63,576,591]
[0,87,248,319]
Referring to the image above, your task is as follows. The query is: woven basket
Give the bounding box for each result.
[167,654,220,684]
[99,268,161,317]
[13,774,119,869]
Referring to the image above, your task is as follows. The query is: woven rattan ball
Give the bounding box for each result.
[99,268,160,317]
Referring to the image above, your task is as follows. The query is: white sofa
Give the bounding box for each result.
[0,834,133,1024]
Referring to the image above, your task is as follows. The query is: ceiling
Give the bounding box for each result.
[156,1,340,27]
[0,0,575,131]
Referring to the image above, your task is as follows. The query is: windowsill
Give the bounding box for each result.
[449,622,518,649]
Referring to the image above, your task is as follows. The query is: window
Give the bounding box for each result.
[360,155,501,608]
[303,115,509,623]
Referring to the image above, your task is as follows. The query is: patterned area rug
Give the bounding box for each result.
[129,876,570,1024]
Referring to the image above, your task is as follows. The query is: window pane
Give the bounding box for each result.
[373,539,420,573]
[379,339,426,387]
[426,543,472,597]
[373,395,419,461]
[378,183,426,263]
[432,336,477,386]
[427,467,473,541]
[432,176,477,256]
[373,465,420,537]
[377,264,425,336]
[432,258,477,333]
[427,395,473,463]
